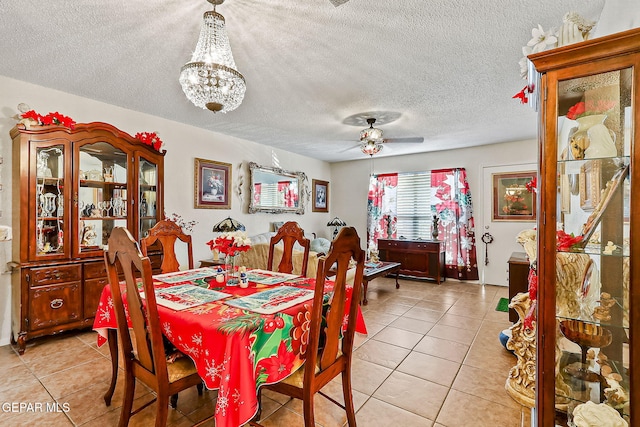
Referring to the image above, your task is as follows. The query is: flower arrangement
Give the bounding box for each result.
[134,131,163,151]
[514,12,596,104]
[165,212,198,232]
[207,231,251,257]
[20,110,76,129]
[566,100,616,120]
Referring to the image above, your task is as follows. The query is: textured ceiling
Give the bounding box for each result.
[0,0,606,162]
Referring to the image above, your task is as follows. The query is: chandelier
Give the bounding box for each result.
[179,0,246,113]
[360,118,384,156]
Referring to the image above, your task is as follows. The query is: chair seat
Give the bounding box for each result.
[278,350,343,388]
[167,356,199,383]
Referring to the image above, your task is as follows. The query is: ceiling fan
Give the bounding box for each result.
[328,0,350,6]
[357,118,424,156]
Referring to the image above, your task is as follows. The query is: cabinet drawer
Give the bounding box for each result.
[84,277,109,319]
[84,261,107,279]
[28,264,82,286]
[29,282,82,331]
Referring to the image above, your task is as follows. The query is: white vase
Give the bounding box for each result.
[569,114,617,160]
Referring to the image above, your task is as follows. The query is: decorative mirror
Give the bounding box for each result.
[248,162,307,214]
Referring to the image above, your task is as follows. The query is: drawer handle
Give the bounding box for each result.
[50,299,64,309]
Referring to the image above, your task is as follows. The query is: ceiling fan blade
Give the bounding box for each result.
[328,0,350,6]
[384,137,424,144]
[338,143,360,153]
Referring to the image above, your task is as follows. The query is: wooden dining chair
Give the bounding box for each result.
[255,226,365,427]
[105,227,211,427]
[141,219,194,273]
[267,221,311,276]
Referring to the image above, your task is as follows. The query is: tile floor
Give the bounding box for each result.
[0,278,531,426]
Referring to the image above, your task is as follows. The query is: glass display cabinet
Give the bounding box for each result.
[11,121,165,353]
[529,28,640,426]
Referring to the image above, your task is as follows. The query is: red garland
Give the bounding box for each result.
[21,110,76,129]
[134,131,163,151]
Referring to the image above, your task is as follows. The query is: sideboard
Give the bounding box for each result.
[377,239,445,283]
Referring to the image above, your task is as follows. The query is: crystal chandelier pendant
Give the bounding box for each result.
[179,0,246,113]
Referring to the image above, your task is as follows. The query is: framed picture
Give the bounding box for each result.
[579,160,601,211]
[312,179,329,212]
[194,158,231,209]
[492,171,536,222]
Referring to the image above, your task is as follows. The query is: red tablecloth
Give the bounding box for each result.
[93,270,366,427]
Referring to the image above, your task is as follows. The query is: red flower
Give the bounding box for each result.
[566,99,616,120]
[206,240,215,250]
[525,177,537,193]
[257,341,295,382]
[556,230,583,251]
[523,300,536,331]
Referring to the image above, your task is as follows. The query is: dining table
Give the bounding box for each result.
[92,267,367,427]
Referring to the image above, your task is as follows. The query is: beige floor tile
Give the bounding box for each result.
[445,303,489,319]
[436,313,483,331]
[414,335,469,363]
[40,357,114,399]
[360,320,387,337]
[350,358,393,395]
[388,316,435,334]
[413,299,453,312]
[0,345,23,369]
[0,363,39,393]
[0,379,54,404]
[385,296,422,307]
[361,310,399,326]
[374,302,413,316]
[396,352,460,387]
[371,326,423,349]
[436,389,522,427]
[283,387,361,427]
[16,333,92,363]
[354,339,410,369]
[0,409,73,427]
[373,370,448,420]
[259,405,312,427]
[355,397,434,426]
[23,344,104,378]
[402,307,443,323]
[427,324,477,346]
[452,364,521,409]
[463,339,517,376]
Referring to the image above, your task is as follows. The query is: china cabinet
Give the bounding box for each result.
[529,28,640,426]
[10,122,165,353]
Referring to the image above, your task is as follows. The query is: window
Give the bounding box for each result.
[396,172,432,239]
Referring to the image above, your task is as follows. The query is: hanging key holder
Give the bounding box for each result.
[481,232,494,266]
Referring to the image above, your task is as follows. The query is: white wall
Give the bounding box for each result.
[330,140,539,287]
[0,75,332,345]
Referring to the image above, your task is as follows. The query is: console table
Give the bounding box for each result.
[377,239,445,283]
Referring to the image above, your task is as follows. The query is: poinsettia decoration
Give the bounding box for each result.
[566,100,616,120]
[556,230,583,251]
[207,231,251,257]
[525,177,537,193]
[134,131,163,151]
[20,110,76,129]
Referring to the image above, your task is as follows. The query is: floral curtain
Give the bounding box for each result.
[277,181,297,207]
[431,168,479,280]
[253,183,261,205]
[367,173,398,251]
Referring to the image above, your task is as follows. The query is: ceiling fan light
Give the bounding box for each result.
[361,140,383,156]
[360,126,383,142]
